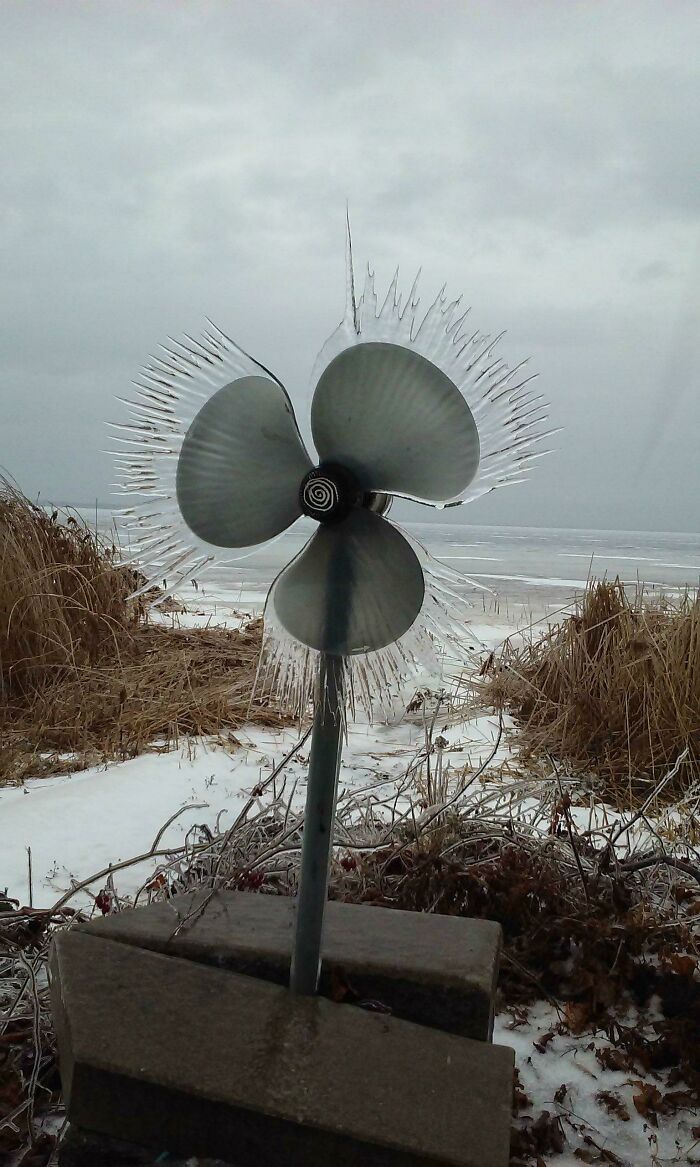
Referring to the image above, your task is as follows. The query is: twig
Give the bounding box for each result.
[608,747,690,851]
[414,714,504,837]
[167,726,312,938]
[17,949,42,1144]
[421,691,444,805]
[548,752,589,906]
[621,854,700,885]
[229,725,311,835]
[150,802,209,852]
[500,951,564,1017]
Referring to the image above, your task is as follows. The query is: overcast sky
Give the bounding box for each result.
[2,1,699,532]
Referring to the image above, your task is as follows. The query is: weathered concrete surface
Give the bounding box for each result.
[51,929,513,1167]
[80,890,500,1040]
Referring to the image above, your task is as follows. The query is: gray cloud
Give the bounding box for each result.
[1,0,699,532]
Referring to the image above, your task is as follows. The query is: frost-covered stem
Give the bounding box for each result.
[290,654,345,995]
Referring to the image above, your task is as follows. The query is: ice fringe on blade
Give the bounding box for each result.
[312,238,555,508]
[256,526,486,722]
[113,250,552,718]
[112,325,304,602]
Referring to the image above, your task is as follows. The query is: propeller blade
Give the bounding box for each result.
[310,342,480,503]
[176,376,313,547]
[269,508,425,655]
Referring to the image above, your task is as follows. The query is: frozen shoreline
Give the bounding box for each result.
[0,592,515,912]
[3,575,699,1166]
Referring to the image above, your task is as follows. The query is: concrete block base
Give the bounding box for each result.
[51,926,514,1167]
[57,1124,235,1166]
[63,1121,501,1167]
[78,889,501,1040]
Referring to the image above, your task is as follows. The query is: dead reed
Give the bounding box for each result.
[0,478,140,697]
[0,479,289,784]
[3,726,699,1162]
[481,579,700,804]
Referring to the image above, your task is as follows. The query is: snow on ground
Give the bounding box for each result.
[0,706,512,912]
[498,1003,700,1165]
[0,584,519,912]
[3,582,697,1165]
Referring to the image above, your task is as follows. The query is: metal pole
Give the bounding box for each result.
[289,653,345,994]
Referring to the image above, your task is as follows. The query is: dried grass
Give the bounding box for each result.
[0,478,140,698]
[2,727,700,1162]
[481,579,700,804]
[0,479,290,785]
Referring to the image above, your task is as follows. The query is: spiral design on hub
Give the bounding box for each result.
[302,476,339,514]
[299,462,362,523]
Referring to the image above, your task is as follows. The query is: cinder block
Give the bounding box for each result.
[81,890,500,1040]
[51,930,513,1167]
[57,1124,234,1166]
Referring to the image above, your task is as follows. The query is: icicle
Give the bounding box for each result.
[311,264,553,509]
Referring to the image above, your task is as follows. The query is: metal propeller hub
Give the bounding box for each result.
[120,250,548,1001]
[299,462,362,524]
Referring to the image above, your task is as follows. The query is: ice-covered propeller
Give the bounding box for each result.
[115,236,553,993]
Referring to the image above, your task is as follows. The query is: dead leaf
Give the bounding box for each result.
[575,1134,624,1164]
[666,953,696,977]
[595,1045,630,1072]
[531,1110,566,1154]
[534,1028,557,1053]
[329,966,357,1003]
[565,1000,592,1034]
[631,1081,663,1126]
[663,1089,694,1111]
[596,1090,630,1121]
[513,1068,531,1113]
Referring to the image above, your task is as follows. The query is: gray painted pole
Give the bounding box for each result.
[290,653,345,995]
[290,532,351,997]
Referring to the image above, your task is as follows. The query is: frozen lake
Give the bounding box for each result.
[95,508,700,615]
